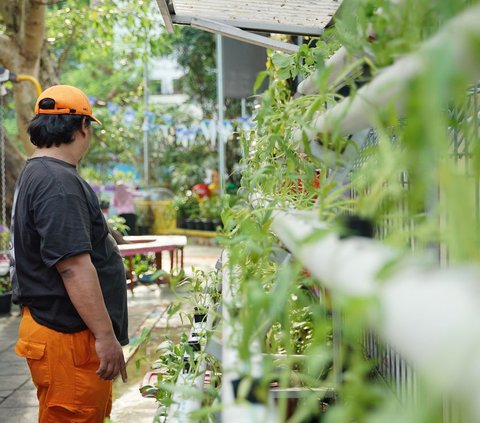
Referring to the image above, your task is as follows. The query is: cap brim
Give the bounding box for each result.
[91,115,102,125]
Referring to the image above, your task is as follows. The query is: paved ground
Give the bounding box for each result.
[0,244,222,423]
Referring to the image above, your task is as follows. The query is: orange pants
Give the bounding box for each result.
[16,307,112,423]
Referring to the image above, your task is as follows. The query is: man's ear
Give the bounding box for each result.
[79,117,89,136]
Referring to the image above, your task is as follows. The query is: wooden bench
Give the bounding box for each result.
[118,235,187,292]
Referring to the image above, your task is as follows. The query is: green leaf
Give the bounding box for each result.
[277,67,292,80]
[271,53,294,68]
[253,70,269,93]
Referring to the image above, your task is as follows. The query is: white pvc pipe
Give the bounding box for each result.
[297,47,352,95]
[168,277,216,421]
[271,210,480,421]
[271,210,397,296]
[168,370,205,422]
[297,4,480,140]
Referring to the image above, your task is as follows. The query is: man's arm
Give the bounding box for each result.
[56,253,127,382]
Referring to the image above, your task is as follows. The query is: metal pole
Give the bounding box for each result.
[143,58,149,185]
[0,89,6,252]
[216,34,225,195]
[473,83,479,225]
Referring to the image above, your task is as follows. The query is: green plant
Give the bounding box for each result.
[198,195,223,220]
[181,268,221,309]
[214,2,480,422]
[140,334,189,405]
[143,267,222,421]
[127,254,156,279]
[99,198,110,210]
[173,193,200,220]
[107,215,130,235]
[0,276,12,294]
[132,2,480,422]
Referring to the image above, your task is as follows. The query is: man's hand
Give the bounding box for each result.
[95,335,127,382]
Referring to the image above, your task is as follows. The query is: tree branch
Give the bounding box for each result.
[40,45,59,87]
[0,0,20,35]
[56,24,77,75]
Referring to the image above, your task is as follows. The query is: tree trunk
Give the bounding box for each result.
[0,0,51,226]
[0,126,25,227]
[0,0,46,155]
[13,81,37,157]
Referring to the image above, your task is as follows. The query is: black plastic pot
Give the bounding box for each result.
[194,314,207,323]
[0,292,12,315]
[203,219,216,231]
[176,213,187,229]
[198,218,215,231]
[188,339,201,351]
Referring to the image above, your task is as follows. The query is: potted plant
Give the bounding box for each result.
[172,192,201,229]
[199,195,223,231]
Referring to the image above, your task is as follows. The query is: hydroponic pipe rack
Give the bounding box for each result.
[271,209,480,421]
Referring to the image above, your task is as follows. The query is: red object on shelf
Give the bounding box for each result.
[292,169,321,193]
[192,183,211,198]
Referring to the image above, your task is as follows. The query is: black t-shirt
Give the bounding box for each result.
[10,157,128,345]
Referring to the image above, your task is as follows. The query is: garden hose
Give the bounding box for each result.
[15,74,42,96]
[0,67,42,96]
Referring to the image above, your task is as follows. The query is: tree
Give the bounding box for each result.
[0,0,49,223]
[170,27,217,116]
[0,0,168,221]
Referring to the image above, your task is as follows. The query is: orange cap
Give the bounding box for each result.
[34,85,102,125]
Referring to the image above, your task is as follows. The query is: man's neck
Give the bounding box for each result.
[31,146,79,166]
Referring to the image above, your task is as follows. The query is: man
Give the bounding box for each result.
[10,85,128,422]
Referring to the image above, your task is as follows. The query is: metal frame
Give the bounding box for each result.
[155,0,175,33]
[192,18,299,54]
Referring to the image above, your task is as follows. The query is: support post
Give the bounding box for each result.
[143,58,149,185]
[216,34,226,195]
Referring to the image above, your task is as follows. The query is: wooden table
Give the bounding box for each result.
[118,235,187,292]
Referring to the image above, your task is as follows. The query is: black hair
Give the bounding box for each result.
[27,98,92,148]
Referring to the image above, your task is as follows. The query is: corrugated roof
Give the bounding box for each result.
[156,0,343,36]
